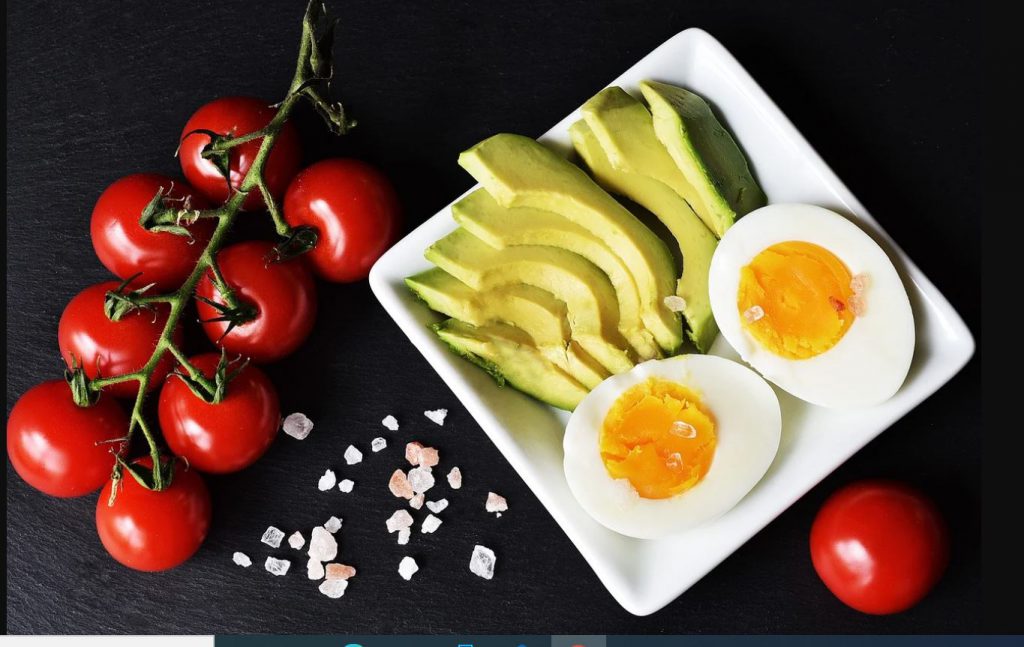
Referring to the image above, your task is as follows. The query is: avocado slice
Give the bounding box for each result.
[572,91,719,351]
[458,134,682,355]
[452,189,661,361]
[406,268,609,389]
[432,319,588,411]
[640,80,765,237]
[425,227,636,375]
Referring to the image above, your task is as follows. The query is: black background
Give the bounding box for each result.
[6,0,981,635]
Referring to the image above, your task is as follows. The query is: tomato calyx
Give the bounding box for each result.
[64,356,100,408]
[137,185,213,238]
[270,225,319,262]
[195,293,259,340]
[170,349,249,405]
[110,454,177,502]
[103,273,162,322]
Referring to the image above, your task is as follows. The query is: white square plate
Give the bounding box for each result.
[369,28,974,616]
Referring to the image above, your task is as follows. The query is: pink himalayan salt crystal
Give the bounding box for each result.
[850,273,870,294]
[405,441,424,466]
[743,305,765,323]
[447,467,463,490]
[409,493,425,510]
[418,446,440,468]
[485,492,508,514]
[389,469,414,499]
[849,293,867,316]
[670,420,697,439]
[325,563,357,581]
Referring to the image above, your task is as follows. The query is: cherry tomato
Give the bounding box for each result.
[810,480,949,614]
[90,174,214,291]
[179,96,301,211]
[283,158,400,282]
[159,353,280,473]
[59,281,182,398]
[195,240,316,363]
[7,380,127,497]
[96,457,211,572]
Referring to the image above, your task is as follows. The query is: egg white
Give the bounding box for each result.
[563,355,781,539]
[708,204,915,409]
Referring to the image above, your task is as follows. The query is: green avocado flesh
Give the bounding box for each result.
[432,319,588,411]
[572,91,718,351]
[405,268,609,389]
[458,134,682,355]
[425,227,636,375]
[452,188,661,360]
[640,80,766,237]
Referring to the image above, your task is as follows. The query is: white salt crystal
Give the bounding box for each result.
[398,556,419,580]
[485,492,508,514]
[308,526,338,562]
[344,445,363,465]
[426,499,448,514]
[287,531,305,550]
[261,526,285,548]
[407,466,435,494]
[381,414,399,431]
[338,479,355,493]
[264,556,291,576]
[670,420,697,438]
[665,452,683,471]
[318,578,349,598]
[469,545,496,580]
[371,437,387,452]
[282,412,314,440]
[743,305,765,323]
[663,295,688,313]
[397,528,411,545]
[318,469,337,491]
[386,509,414,533]
[232,552,252,567]
[409,493,425,510]
[424,408,448,426]
[324,516,343,534]
[307,557,325,580]
[421,514,442,534]
[447,467,462,490]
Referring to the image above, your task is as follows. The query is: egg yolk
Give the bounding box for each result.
[600,378,717,500]
[737,241,856,360]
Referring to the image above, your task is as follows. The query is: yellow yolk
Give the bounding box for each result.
[737,241,856,360]
[600,378,717,500]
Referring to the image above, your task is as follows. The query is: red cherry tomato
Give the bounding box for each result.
[7,380,127,497]
[810,480,949,614]
[159,353,280,473]
[179,96,301,211]
[59,282,182,398]
[283,158,400,282]
[90,174,214,291]
[96,457,211,572]
[195,241,316,363]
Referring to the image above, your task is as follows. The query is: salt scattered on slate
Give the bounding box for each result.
[381,414,399,431]
[405,441,424,466]
[318,469,337,491]
[397,528,411,545]
[261,526,285,548]
[338,479,355,493]
[389,469,414,499]
[371,437,387,452]
[447,467,463,490]
[233,552,252,567]
[288,531,305,550]
[426,499,448,514]
[308,526,338,562]
[344,445,363,465]
[324,516,343,534]
[318,578,348,598]
[485,492,508,514]
[325,563,356,580]
[282,412,314,440]
[470,545,496,580]
[407,466,435,493]
[398,556,419,580]
[386,509,414,533]
[307,557,325,580]
[409,493,424,510]
[421,514,442,534]
[265,556,291,576]
[424,408,448,426]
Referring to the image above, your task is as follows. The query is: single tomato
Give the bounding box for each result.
[7,380,127,497]
[179,96,301,211]
[283,158,400,282]
[96,457,211,572]
[59,281,181,398]
[810,479,949,614]
[90,173,214,291]
[159,353,280,473]
[195,240,316,363]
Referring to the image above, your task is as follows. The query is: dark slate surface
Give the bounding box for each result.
[6,0,980,635]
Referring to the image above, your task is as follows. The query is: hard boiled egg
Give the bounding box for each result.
[563,355,781,539]
[709,204,915,408]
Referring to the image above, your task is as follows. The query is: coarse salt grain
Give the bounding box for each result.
[397,528,411,545]
[447,467,462,490]
[381,415,399,431]
[386,509,414,533]
[233,552,252,567]
[338,479,355,494]
[287,531,305,550]
[261,526,285,548]
[398,556,419,580]
[405,441,424,466]
[426,499,448,514]
[421,514,442,534]
[308,526,338,562]
[849,293,867,316]
[670,420,697,438]
[743,305,765,323]
[663,295,688,312]
[389,469,414,499]
[318,578,348,598]
[424,408,448,426]
[282,412,314,440]
[409,493,425,510]
[324,516,343,534]
[371,437,387,452]
[850,273,870,294]
[318,469,337,491]
[485,492,508,514]
[264,556,290,576]
[307,557,325,580]
[418,446,440,468]
[343,445,363,465]
[325,563,357,580]
[407,466,435,494]
[469,545,496,580]
[666,452,683,470]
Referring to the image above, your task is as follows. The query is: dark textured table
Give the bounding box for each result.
[6,0,981,634]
